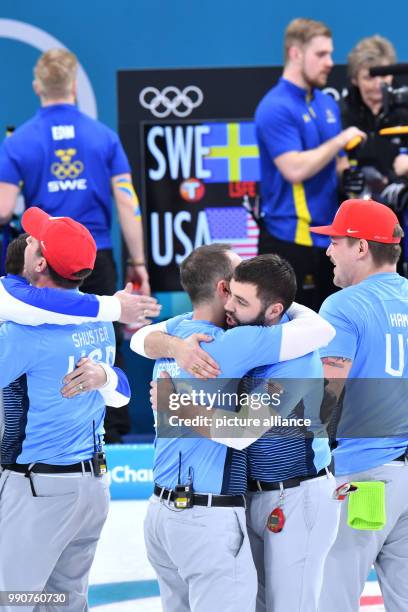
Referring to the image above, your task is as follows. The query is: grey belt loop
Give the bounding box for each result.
[89,460,95,477]
[207,493,213,508]
[256,480,263,492]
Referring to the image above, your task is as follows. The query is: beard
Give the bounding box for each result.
[301,68,328,90]
[225,308,268,327]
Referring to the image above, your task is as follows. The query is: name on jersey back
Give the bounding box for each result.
[389,313,408,327]
[72,326,110,348]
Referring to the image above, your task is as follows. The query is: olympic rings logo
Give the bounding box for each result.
[51,148,84,179]
[139,85,204,118]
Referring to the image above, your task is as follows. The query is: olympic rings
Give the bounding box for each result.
[139,86,204,118]
[51,160,84,179]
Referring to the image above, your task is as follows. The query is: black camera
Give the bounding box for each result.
[382,83,408,116]
[343,165,408,214]
[343,65,408,213]
[380,180,408,213]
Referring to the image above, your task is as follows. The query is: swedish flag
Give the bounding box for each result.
[202,122,260,183]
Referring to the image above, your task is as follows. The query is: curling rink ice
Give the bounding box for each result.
[89,499,385,611]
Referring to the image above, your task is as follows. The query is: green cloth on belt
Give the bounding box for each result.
[347,481,386,530]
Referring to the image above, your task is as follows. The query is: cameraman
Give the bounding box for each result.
[341,35,408,202]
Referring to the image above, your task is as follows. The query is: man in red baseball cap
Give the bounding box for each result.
[22,206,96,285]
[311,200,408,612]
[311,198,403,288]
[0,208,133,610]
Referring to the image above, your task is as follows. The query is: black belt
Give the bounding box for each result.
[154,484,245,507]
[248,466,332,492]
[394,452,408,462]
[2,461,94,474]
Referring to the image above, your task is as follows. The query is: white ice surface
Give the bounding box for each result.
[90,499,384,611]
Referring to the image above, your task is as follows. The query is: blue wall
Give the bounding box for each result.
[1,0,407,132]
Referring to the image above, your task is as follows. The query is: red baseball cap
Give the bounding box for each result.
[22,207,96,279]
[310,199,401,244]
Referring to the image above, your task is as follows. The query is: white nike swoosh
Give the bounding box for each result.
[346,229,359,234]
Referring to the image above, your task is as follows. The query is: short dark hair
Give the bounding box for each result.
[47,264,92,288]
[346,224,404,266]
[233,254,297,313]
[5,233,28,275]
[180,243,234,305]
[36,244,92,288]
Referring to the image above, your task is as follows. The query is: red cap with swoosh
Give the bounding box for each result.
[310,199,401,244]
[22,207,96,279]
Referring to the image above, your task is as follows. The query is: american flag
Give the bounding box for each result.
[205,206,259,259]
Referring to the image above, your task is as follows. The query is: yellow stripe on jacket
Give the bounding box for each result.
[292,183,312,246]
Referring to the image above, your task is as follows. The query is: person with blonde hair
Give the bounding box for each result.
[341,35,408,205]
[255,18,365,311]
[33,48,78,100]
[0,48,151,442]
[346,35,396,116]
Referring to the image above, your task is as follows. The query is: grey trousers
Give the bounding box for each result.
[0,469,110,612]
[247,474,340,612]
[144,495,257,612]
[319,461,408,612]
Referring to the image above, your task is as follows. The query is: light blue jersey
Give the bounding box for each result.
[320,272,408,475]
[246,351,330,481]
[152,316,284,495]
[0,313,127,465]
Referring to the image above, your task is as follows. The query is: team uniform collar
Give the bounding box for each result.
[359,272,400,285]
[279,77,316,102]
[38,103,77,116]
